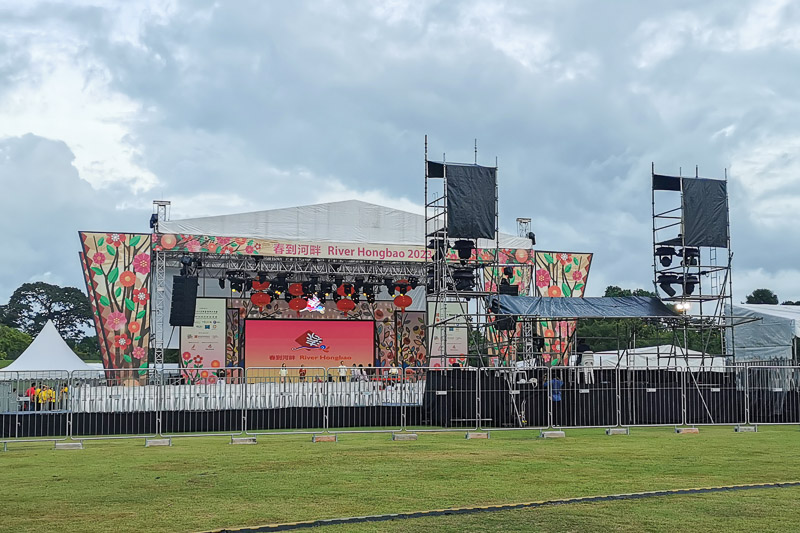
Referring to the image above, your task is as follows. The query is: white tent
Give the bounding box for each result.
[1,321,93,373]
[593,344,726,371]
[158,199,532,249]
[728,304,800,362]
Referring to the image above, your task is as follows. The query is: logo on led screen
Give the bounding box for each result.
[301,295,325,314]
[293,330,330,352]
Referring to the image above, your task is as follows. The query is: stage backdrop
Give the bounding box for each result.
[80,231,151,375]
[244,320,376,368]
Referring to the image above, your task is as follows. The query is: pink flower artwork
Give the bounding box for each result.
[132,347,146,360]
[91,252,106,265]
[572,271,583,281]
[186,240,202,253]
[535,269,551,288]
[133,253,151,274]
[107,311,127,331]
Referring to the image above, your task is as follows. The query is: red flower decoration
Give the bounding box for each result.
[114,334,130,350]
[182,352,192,361]
[107,233,126,247]
[91,252,106,265]
[128,322,140,334]
[120,271,137,287]
[557,253,572,265]
[193,355,203,365]
[535,269,551,288]
[547,286,562,297]
[133,254,150,275]
[132,287,149,303]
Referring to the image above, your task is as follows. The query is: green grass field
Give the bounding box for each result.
[2,427,799,532]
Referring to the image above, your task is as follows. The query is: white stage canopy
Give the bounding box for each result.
[158,200,532,249]
[728,304,800,362]
[1,321,93,373]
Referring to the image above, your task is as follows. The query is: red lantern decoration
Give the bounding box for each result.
[336,284,354,297]
[393,294,413,309]
[252,280,270,291]
[289,297,307,311]
[251,292,271,309]
[337,298,355,312]
[289,283,304,296]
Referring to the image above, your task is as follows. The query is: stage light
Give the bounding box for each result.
[354,276,364,292]
[302,280,316,296]
[218,278,225,290]
[334,276,343,287]
[657,273,679,298]
[453,240,474,264]
[526,231,536,246]
[452,268,475,291]
[320,282,333,296]
[681,274,698,296]
[149,213,159,229]
[284,292,292,303]
[257,271,268,283]
[408,277,419,289]
[384,278,396,296]
[656,246,676,267]
[503,266,514,278]
[272,274,288,295]
[230,280,244,293]
[680,247,700,266]
[352,293,360,304]
[427,238,449,261]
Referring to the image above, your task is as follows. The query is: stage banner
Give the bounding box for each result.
[180,298,226,383]
[483,247,534,294]
[79,231,151,376]
[152,233,531,265]
[427,303,468,357]
[533,251,593,365]
[244,320,375,369]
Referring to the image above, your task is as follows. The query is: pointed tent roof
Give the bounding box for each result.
[158,199,532,249]
[1,321,93,373]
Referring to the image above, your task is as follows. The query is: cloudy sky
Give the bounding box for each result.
[1,0,799,304]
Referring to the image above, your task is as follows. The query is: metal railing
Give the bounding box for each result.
[2,365,799,444]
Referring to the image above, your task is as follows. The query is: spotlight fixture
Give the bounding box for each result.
[657,273,679,298]
[149,213,159,229]
[503,266,514,278]
[526,231,536,246]
[680,247,700,266]
[681,274,699,296]
[218,278,225,290]
[320,282,333,296]
[354,276,365,292]
[408,277,419,289]
[384,278,396,296]
[452,267,476,292]
[655,246,676,267]
[453,240,475,264]
[427,238,449,261]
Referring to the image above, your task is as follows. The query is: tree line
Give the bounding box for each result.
[0,282,99,361]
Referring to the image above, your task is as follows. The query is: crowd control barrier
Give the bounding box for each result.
[2,365,798,444]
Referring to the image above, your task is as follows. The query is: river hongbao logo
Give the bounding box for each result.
[292,330,330,352]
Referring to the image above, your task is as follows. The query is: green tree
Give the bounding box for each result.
[782,301,800,305]
[0,324,32,360]
[4,282,93,342]
[604,286,657,298]
[746,289,779,304]
[72,336,102,361]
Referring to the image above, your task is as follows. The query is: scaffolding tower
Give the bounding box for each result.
[424,137,500,367]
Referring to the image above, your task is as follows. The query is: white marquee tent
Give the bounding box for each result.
[1,321,93,373]
[593,344,726,371]
[728,304,800,362]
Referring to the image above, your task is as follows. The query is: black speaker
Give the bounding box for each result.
[495,314,517,331]
[169,275,199,327]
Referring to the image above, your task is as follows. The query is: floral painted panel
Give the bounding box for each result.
[80,232,151,375]
[533,251,592,365]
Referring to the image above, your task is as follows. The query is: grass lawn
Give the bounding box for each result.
[1,426,799,532]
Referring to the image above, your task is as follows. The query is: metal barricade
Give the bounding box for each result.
[548,365,619,429]
[161,367,245,438]
[1,371,71,442]
[244,367,327,435]
[478,366,548,430]
[405,367,479,432]
[619,367,684,427]
[326,366,404,433]
[684,366,746,426]
[747,366,800,425]
[70,369,160,440]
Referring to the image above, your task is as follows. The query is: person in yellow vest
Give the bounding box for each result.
[37,386,47,411]
[60,385,69,410]
[48,386,57,408]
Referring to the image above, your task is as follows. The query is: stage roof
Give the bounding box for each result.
[158,200,532,249]
[493,295,678,318]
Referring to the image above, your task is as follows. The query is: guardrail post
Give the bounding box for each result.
[242,368,248,436]
[323,367,329,433]
[744,366,750,426]
[475,367,481,431]
[680,368,687,427]
[615,367,621,427]
[546,366,553,429]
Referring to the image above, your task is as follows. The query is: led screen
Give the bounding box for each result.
[244,320,375,368]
